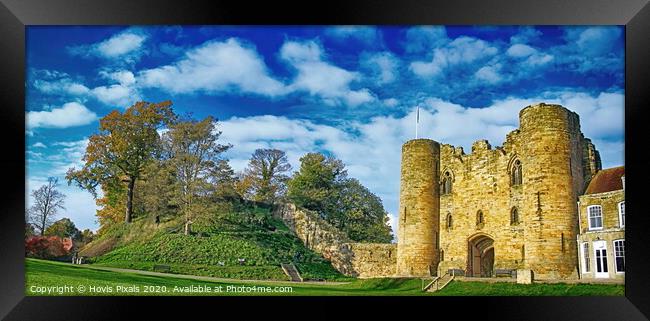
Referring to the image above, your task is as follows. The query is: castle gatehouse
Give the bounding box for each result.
[396,103,602,280]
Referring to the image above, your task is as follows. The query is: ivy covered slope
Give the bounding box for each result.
[82,205,351,281]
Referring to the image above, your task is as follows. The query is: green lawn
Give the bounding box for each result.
[25,259,624,296]
[430,279,624,296]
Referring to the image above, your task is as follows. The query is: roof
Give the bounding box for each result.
[584,166,625,195]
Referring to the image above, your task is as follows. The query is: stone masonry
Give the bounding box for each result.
[273,203,396,278]
[413,103,601,280]
[275,103,605,281]
[396,139,440,277]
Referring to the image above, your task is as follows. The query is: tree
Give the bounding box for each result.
[287,152,347,213]
[240,149,291,204]
[139,161,177,222]
[163,116,231,235]
[80,229,95,244]
[25,223,36,239]
[287,153,392,242]
[66,101,176,224]
[28,177,66,236]
[211,159,240,201]
[335,178,393,243]
[44,218,82,241]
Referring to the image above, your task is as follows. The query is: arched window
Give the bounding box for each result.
[511,159,522,186]
[446,213,453,230]
[442,171,452,195]
[476,210,484,226]
[510,207,519,225]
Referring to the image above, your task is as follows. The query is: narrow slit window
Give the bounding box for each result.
[510,207,519,225]
[511,160,522,186]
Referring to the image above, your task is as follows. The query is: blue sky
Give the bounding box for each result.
[25,26,625,234]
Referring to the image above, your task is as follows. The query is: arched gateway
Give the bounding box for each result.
[467,234,494,277]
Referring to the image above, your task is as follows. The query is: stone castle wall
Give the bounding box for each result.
[396,139,440,277]
[274,103,603,281]
[273,203,396,278]
[348,243,397,278]
[434,103,601,280]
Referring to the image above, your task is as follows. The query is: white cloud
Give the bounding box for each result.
[554,26,623,74]
[506,44,536,58]
[91,83,140,108]
[474,64,503,84]
[404,26,448,53]
[32,69,141,107]
[509,27,543,45]
[27,102,98,129]
[96,32,147,58]
[506,43,553,68]
[280,40,375,106]
[410,36,499,77]
[32,142,47,148]
[324,26,380,44]
[100,70,136,86]
[383,98,399,107]
[362,52,399,84]
[571,27,622,56]
[33,79,90,96]
[280,41,322,64]
[138,38,287,96]
[69,29,148,63]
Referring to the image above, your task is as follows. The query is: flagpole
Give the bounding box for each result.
[415,106,419,139]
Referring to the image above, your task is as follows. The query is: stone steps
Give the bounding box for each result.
[281,263,303,282]
[426,274,454,292]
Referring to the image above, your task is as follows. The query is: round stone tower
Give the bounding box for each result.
[519,103,581,279]
[396,139,440,277]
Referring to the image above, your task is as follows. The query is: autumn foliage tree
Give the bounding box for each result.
[66,101,176,224]
[44,218,82,240]
[162,116,231,234]
[239,149,291,204]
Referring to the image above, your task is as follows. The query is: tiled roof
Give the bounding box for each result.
[584,166,625,195]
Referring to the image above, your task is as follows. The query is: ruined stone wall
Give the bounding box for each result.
[273,203,396,278]
[396,139,440,277]
[437,103,597,280]
[348,243,397,278]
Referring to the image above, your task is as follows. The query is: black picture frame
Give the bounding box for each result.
[1,0,649,320]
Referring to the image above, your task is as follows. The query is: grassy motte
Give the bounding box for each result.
[81,206,352,282]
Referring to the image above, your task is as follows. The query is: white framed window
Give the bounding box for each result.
[587,205,603,230]
[613,239,625,273]
[618,201,625,228]
[582,242,590,273]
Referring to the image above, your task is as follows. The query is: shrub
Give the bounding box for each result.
[25,236,70,259]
